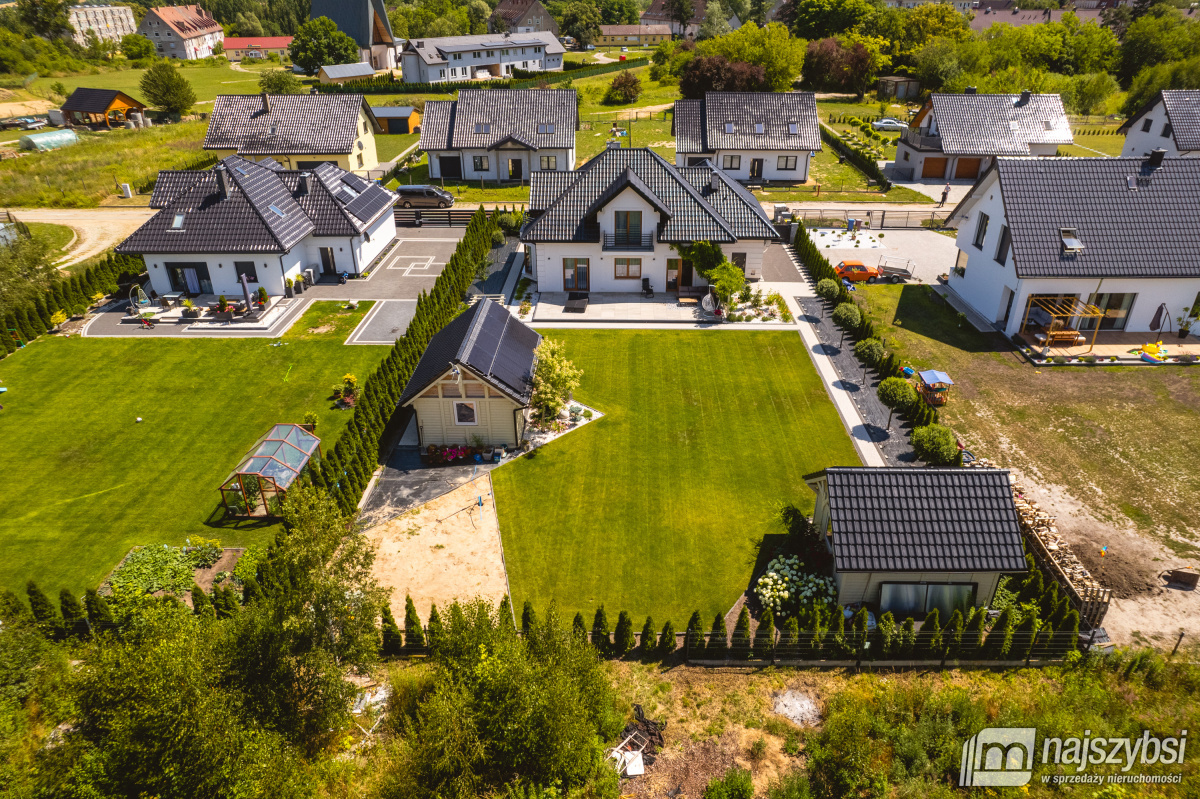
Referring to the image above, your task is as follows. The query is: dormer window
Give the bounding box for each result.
[170,213,185,230]
[788,122,798,135]
[537,123,554,134]
[724,122,734,134]
[268,204,286,218]
[1059,228,1084,253]
[1042,120,1052,130]
[475,122,490,133]
[754,123,764,134]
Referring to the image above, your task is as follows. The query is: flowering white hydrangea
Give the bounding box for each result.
[754,555,837,616]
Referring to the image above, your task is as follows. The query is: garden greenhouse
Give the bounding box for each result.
[218,424,321,518]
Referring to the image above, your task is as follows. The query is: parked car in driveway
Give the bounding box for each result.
[835,258,911,284]
[871,117,908,132]
[395,185,455,208]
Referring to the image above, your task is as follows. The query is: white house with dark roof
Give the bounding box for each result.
[945,153,1200,338]
[309,0,397,70]
[399,31,563,83]
[399,299,541,448]
[520,147,779,295]
[1119,90,1200,158]
[895,91,1073,181]
[805,467,1027,616]
[203,93,383,174]
[136,5,222,59]
[116,156,398,297]
[674,92,822,183]
[421,90,576,181]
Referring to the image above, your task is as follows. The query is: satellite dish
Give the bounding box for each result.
[701,293,716,313]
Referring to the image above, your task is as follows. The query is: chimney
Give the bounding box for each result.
[298,171,310,195]
[1016,89,1032,106]
[965,86,977,94]
[261,91,271,113]
[214,163,230,200]
[711,170,722,191]
[1148,148,1166,168]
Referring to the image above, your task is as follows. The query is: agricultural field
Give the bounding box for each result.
[0,323,389,596]
[493,330,861,627]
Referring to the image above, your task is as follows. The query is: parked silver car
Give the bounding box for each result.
[871,117,909,132]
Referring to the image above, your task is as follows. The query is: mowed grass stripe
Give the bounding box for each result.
[0,336,388,595]
[492,330,860,626]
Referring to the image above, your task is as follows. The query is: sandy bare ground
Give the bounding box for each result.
[7,207,156,268]
[365,475,510,621]
[0,98,54,117]
[1016,475,1200,649]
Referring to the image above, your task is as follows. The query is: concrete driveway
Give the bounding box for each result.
[819,228,960,284]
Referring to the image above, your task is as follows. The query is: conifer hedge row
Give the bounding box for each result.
[306,207,499,515]
[0,252,145,362]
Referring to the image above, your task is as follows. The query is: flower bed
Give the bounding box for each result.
[754,554,836,617]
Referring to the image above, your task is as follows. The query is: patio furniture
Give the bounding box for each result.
[565,292,589,313]
[678,297,699,307]
[161,291,185,308]
[1021,296,1105,353]
[641,278,654,298]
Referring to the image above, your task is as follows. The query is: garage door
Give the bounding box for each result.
[921,157,948,179]
[955,158,982,180]
[387,118,410,134]
[439,155,463,179]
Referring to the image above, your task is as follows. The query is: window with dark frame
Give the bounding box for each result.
[473,155,489,171]
[722,154,740,170]
[453,401,478,425]
[777,155,797,170]
[1162,122,1173,138]
[234,261,258,283]
[474,122,490,133]
[731,252,746,272]
[993,225,1011,264]
[1142,118,1153,132]
[614,257,642,279]
[539,155,557,170]
[973,212,990,249]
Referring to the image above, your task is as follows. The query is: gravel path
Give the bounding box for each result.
[8,207,155,269]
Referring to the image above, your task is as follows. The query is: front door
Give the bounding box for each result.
[319,247,336,275]
[666,258,680,291]
[508,158,523,180]
[563,257,589,291]
[439,155,463,179]
[680,260,693,289]
[749,158,763,179]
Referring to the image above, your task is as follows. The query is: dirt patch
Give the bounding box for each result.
[772,690,821,727]
[307,324,334,335]
[0,98,54,117]
[194,548,244,593]
[365,475,509,621]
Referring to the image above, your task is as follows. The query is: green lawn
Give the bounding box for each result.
[27,222,76,255]
[284,300,374,341]
[492,330,861,626]
[376,133,420,163]
[29,62,286,109]
[0,332,390,596]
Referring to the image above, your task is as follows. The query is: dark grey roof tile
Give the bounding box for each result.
[204,94,377,156]
[1162,90,1200,151]
[931,93,1072,155]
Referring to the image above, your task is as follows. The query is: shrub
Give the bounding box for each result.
[686,610,705,651]
[658,620,676,657]
[604,71,643,104]
[911,424,958,465]
[707,612,728,656]
[491,229,505,247]
[877,376,916,429]
[405,594,426,648]
[916,608,941,655]
[613,610,636,657]
[731,606,752,656]
[521,600,538,635]
[302,410,318,430]
[59,589,89,639]
[381,604,403,655]
[191,583,215,618]
[753,608,776,658]
[704,767,754,799]
[853,337,884,368]
[591,606,610,653]
[640,616,656,656]
[26,581,63,639]
[815,278,840,305]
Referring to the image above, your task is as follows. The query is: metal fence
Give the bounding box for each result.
[790,208,954,230]
[394,208,480,227]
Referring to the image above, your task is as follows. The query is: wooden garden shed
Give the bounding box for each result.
[61,88,147,128]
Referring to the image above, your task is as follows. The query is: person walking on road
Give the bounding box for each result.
[939,183,951,207]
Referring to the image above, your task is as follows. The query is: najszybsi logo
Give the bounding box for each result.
[960,727,1188,788]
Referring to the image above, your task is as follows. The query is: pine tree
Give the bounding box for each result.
[521,600,538,635]
[753,608,776,659]
[59,589,89,639]
[899,617,916,657]
[405,594,426,648]
[1013,612,1039,661]
[16,306,40,340]
[0,588,29,623]
[966,607,987,654]
[26,581,63,639]
[1017,564,1044,603]
[1058,609,1080,655]
[707,612,728,656]
[382,603,404,655]
[731,606,752,657]
[613,610,635,657]
[830,605,847,655]
[591,607,611,654]
[572,611,588,641]
[213,584,240,619]
[191,583,215,618]
[34,294,53,329]
[1038,582,1060,622]
[640,616,656,657]
[83,589,114,631]
[780,616,800,658]
[685,610,705,652]
[946,609,965,657]
[427,602,445,652]
[658,620,677,657]
[983,608,1015,660]
[916,609,941,656]
[498,595,515,634]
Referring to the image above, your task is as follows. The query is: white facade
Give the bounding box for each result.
[401,35,563,83]
[68,5,137,46]
[407,365,527,448]
[142,211,395,297]
[948,171,1200,336]
[426,144,575,180]
[528,186,767,293]
[362,43,397,71]
[677,149,812,183]
[1121,98,1197,158]
[136,8,223,60]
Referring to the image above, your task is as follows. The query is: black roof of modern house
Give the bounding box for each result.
[61,88,145,114]
[809,467,1027,574]
[309,0,394,49]
[522,147,778,244]
[952,155,1200,279]
[419,90,577,152]
[1119,89,1200,151]
[203,93,380,156]
[399,299,541,406]
[925,93,1072,156]
[116,156,396,255]
[674,92,821,154]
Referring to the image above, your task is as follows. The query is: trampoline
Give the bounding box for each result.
[219,424,321,518]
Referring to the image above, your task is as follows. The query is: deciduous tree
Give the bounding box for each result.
[289,16,360,76]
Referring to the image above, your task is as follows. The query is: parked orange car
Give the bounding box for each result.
[835,260,884,283]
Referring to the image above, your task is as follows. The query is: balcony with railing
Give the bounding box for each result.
[602,232,654,251]
[901,128,944,151]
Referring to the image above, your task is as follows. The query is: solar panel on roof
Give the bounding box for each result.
[334,188,354,204]
[343,184,394,221]
[341,172,369,191]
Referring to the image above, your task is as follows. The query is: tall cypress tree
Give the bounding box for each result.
[34,293,53,328]
[916,609,941,656]
[381,603,404,655]
[405,594,426,648]
[658,620,676,657]
[591,606,610,654]
[14,307,37,343]
[946,609,965,657]
[59,589,89,639]
[707,612,728,656]
[613,610,635,657]
[241,575,263,605]
[26,581,63,639]
[685,610,705,652]
[753,608,776,659]
[1013,613,1039,661]
[427,602,445,653]
[640,616,656,657]
[780,616,800,658]
[572,611,588,641]
[731,606,752,657]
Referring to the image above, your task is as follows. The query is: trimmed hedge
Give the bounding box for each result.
[819,123,892,191]
[312,59,650,95]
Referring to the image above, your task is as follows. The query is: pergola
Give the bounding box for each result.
[219,424,321,518]
[1020,296,1107,353]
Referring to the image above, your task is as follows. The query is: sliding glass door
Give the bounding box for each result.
[1082,292,1136,331]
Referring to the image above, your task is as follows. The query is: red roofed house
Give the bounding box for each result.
[137,5,223,60]
[223,36,294,62]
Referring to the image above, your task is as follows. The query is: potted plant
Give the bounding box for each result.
[181,298,200,318]
[1176,311,1194,339]
[285,278,294,299]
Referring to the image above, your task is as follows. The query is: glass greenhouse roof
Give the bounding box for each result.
[231,424,321,489]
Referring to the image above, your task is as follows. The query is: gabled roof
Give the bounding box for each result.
[204,94,379,155]
[522,147,777,243]
[600,24,672,35]
[61,88,145,114]
[222,36,293,49]
[147,4,222,38]
[929,93,1073,156]
[641,0,705,25]
[952,156,1200,280]
[319,62,377,80]
[399,299,541,406]
[674,93,821,154]
[968,3,1105,31]
[310,0,394,49]
[401,30,563,66]
[419,90,576,153]
[371,106,418,118]
[117,156,396,255]
[1121,90,1200,152]
[493,0,553,25]
[808,467,1027,574]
